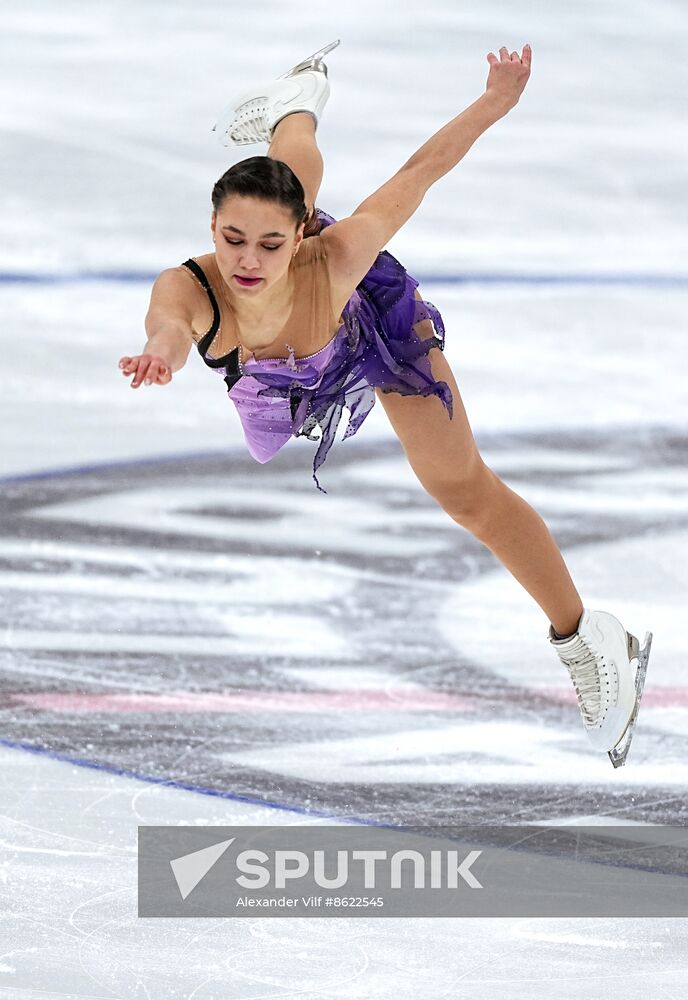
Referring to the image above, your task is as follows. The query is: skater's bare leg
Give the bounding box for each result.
[267,112,323,218]
[458,472,584,637]
[377,299,584,638]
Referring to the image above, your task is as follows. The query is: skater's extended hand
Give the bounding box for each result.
[485,44,532,110]
[119,354,172,388]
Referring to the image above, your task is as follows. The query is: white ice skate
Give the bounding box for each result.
[548,607,652,767]
[212,39,340,147]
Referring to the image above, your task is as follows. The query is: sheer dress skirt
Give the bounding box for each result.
[246,208,454,492]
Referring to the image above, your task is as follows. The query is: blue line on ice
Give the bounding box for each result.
[0,735,383,826]
[1,271,687,286]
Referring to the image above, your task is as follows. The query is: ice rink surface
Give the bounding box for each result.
[1,0,687,996]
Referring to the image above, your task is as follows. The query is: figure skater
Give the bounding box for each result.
[118,40,651,766]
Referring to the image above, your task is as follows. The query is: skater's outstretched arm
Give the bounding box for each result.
[322,45,531,299]
[118,269,205,389]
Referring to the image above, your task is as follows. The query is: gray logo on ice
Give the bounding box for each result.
[170,837,235,900]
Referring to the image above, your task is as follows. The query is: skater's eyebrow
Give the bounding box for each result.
[221,225,287,238]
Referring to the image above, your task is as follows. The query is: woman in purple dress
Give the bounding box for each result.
[118,41,651,766]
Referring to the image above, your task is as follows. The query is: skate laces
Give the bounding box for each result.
[230,98,271,144]
[555,634,603,727]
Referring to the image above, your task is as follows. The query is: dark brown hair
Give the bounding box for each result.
[212,156,321,236]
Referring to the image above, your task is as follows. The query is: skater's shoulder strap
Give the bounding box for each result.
[180,257,222,353]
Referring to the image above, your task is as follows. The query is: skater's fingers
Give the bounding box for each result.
[486,42,532,109]
[119,356,140,376]
[522,44,532,68]
[119,355,140,377]
[148,359,172,385]
[130,357,151,388]
[487,52,498,66]
[120,353,172,387]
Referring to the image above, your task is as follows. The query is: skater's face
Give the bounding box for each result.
[211,196,304,295]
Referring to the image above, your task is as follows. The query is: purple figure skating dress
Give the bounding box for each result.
[181,209,453,492]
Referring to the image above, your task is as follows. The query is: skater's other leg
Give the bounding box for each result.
[376,293,584,638]
[267,112,323,218]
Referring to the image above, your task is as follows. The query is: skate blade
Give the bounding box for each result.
[607,630,652,768]
[280,39,341,79]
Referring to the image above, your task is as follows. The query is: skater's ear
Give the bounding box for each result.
[292,215,305,242]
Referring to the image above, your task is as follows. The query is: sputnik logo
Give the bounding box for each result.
[170,838,235,900]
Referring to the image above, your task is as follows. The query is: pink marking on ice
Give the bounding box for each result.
[5,687,686,714]
[5,687,476,714]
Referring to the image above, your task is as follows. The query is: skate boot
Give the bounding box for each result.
[548,608,652,767]
[213,39,340,146]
